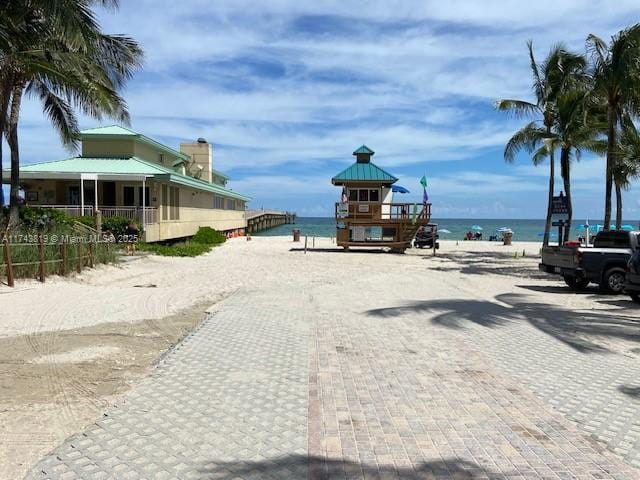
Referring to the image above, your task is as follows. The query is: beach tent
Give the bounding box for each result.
[471,225,483,231]
[498,227,513,233]
[391,185,410,193]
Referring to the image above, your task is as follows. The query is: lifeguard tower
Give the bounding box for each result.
[332,145,431,252]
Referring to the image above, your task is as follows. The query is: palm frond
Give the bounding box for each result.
[503,122,547,163]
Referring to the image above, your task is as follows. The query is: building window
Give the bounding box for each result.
[214,196,224,209]
[348,190,357,201]
[162,184,168,220]
[168,186,180,220]
[358,189,369,202]
[225,198,234,210]
[123,186,135,206]
[369,189,379,202]
[347,188,380,202]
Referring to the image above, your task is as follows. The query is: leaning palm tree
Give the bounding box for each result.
[0,0,143,226]
[587,24,640,230]
[496,42,586,246]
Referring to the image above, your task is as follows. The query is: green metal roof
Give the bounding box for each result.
[353,145,375,155]
[332,161,398,184]
[21,157,251,201]
[80,125,191,161]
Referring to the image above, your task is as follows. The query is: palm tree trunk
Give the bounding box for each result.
[7,83,25,228]
[0,78,12,211]
[615,181,623,230]
[604,104,616,231]
[560,147,572,244]
[543,148,555,247]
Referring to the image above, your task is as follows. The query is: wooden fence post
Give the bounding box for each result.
[60,239,67,276]
[89,242,94,268]
[76,242,82,273]
[38,234,45,282]
[3,237,14,288]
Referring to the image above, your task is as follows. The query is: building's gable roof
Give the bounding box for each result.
[80,125,191,162]
[21,157,250,201]
[332,161,398,184]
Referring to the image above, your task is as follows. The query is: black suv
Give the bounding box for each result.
[626,250,640,303]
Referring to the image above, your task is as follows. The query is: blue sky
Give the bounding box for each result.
[6,0,640,219]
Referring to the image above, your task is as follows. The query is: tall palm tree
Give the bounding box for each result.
[613,117,640,228]
[496,42,586,246]
[553,89,606,242]
[587,24,640,230]
[0,0,142,226]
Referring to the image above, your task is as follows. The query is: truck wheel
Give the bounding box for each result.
[602,267,626,294]
[563,275,589,291]
[631,293,640,304]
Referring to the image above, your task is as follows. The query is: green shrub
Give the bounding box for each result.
[192,227,226,245]
[76,215,97,229]
[137,242,211,257]
[102,216,140,238]
[19,207,75,230]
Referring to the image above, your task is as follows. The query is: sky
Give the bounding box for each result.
[5,0,640,219]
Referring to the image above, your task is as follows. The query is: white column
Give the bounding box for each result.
[142,177,146,232]
[80,176,85,215]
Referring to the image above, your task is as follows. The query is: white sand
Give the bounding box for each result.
[0,236,625,338]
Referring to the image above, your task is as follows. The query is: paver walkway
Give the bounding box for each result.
[26,264,640,479]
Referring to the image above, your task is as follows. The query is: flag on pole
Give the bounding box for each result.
[420,175,428,204]
[341,187,348,203]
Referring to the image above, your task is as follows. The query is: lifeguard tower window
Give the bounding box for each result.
[349,188,380,202]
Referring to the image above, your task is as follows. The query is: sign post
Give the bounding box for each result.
[551,192,569,245]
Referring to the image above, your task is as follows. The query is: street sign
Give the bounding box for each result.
[551,193,569,214]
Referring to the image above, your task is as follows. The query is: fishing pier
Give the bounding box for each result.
[246,210,296,233]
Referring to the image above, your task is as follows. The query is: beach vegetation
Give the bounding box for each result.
[137,227,226,257]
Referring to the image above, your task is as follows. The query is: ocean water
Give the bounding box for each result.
[253,217,640,242]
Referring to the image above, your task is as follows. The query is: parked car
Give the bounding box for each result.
[625,249,640,303]
[539,230,640,293]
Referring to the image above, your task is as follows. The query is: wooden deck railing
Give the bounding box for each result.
[335,202,431,222]
[39,205,158,224]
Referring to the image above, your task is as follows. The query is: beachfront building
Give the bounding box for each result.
[332,145,431,252]
[4,126,250,242]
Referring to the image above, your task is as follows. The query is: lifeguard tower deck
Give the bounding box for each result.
[332,146,431,253]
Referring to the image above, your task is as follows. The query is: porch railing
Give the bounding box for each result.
[40,205,158,225]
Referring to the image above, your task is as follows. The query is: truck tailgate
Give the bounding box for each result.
[541,246,577,270]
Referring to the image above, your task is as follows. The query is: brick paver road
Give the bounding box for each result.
[27,251,640,479]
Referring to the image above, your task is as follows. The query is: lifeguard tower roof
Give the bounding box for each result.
[331,145,398,186]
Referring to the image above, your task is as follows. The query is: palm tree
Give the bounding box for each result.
[0,0,143,226]
[553,89,606,242]
[496,42,586,246]
[587,24,640,230]
[613,117,640,228]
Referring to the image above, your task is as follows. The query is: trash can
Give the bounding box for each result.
[503,231,513,246]
[292,229,301,242]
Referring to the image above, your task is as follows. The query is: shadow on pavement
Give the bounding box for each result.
[619,385,640,399]
[197,455,506,479]
[365,293,640,354]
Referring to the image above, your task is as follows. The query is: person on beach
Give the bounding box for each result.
[125,221,140,255]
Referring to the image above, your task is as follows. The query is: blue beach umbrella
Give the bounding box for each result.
[439,229,451,234]
[471,225,483,231]
[391,185,410,193]
[620,224,634,231]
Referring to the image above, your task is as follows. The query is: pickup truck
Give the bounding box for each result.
[625,250,640,303]
[539,230,640,293]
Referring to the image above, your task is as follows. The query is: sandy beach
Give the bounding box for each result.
[2,237,639,479]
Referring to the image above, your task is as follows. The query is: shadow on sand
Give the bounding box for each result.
[365,293,640,354]
[197,455,507,479]
[429,251,550,280]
